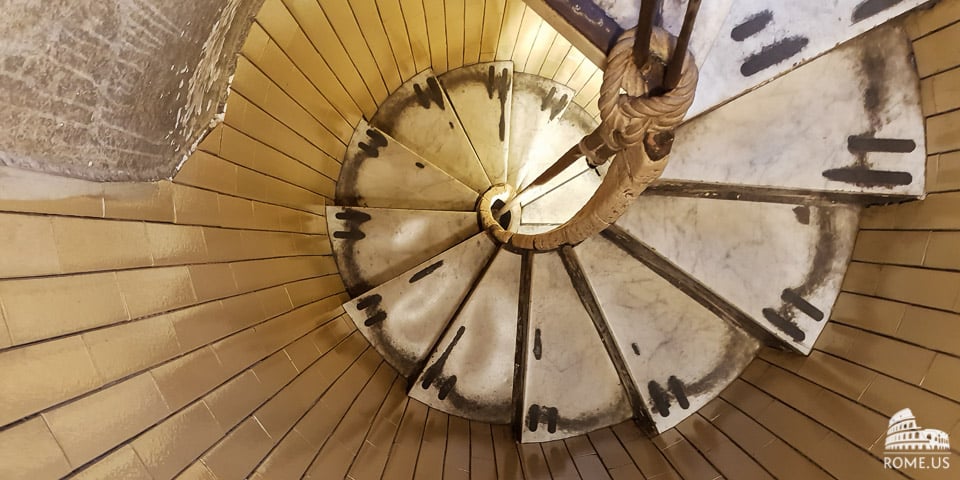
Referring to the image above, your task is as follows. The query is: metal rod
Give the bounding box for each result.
[496,131,611,215]
[662,0,701,91]
[633,0,659,69]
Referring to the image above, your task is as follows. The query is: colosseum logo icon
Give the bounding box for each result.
[884,408,951,470]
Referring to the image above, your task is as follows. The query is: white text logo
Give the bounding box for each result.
[883,408,951,470]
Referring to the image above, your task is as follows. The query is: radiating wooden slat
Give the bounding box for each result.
[491,425,524,480]
[564,60,600,96]
[414,408,449,479]
[376,0,417,80]
[380,400,429,479]
[222,94,340,180]
[242,24,353,142]
[423,0,449,73]
[349,0,404,92]
[523,22,558,74]
[444,415,471,480]
[318,0,391,103]
[400,0,432,73]
[519,443,552,479]
[463,0,485,64]
[539,34,572,79]
[511,8,544,71]
[469,421,497,480]
[343,378,408,480]
[480,0,507,61]
[541,440,581,479]
[553,48,587,84]
[572,69,603,107]
[231,57,347,159]
[280,0,379,117]
[496,0,527,61]
[445,0,466,70]
[254,0,367,122]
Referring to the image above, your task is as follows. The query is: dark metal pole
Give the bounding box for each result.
[662,0,701,91]
[633,0,659,69]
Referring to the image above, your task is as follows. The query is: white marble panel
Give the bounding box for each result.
[326,206,480,295]
[576,236,759,432]
[371,69,491,192]
[616,196,859,353]
[507,73,595,189]
[521,166,605,225]
[441,62,514,185]
[599,0,734,65]
[687,0,930,118]
[343,233,498,377]
[522,252,632,442]
[337,120,478,211]
[410,248,522,424]
[665,25,925,196]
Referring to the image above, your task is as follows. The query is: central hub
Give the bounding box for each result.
[478,184,521,242]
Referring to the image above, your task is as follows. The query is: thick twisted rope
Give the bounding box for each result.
[493,25,699,251]
[582,27,698,166]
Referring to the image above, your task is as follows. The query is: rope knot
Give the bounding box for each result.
[582,26,698,166]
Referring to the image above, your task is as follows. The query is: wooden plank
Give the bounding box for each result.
[522,0,606,67]
[518,442,552,479]
[231,56,347,159]
[445,0,466,70]
[511,8,544,71]
[243,24,353,141]
[344,378,409,480]
[349,0,403,92]
[552,48,586,84]
[523,23,558,74]
[400,0,432,73]
[541,440,581,479]
[675,415,774,480]
[254,0,367,122]
[495,0,527,61]
[413,408,449,479]
[380,400,429,479]
[375,0,417,80]
[444,415,471,480]
[303,363,397,479]
[572,69,602,107]
[222,94,340,180]
[469,421,497,480]
[537,32,571,78]
[281,0,381,115]
[491,424,524,480]
[480,0,507,62]
[423,0,449,73]
[463,0,485,64]
[319,0,391,102]
[611,422,681,479]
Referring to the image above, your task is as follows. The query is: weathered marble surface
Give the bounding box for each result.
[576,236,759,432]
[522,252,632,442]
[441,62,514,185]
[687,0,930,118]
[665,25,925,196]
[337,120,478,211]
[326,206,479,296]
[371,69,491,192]
[521,165,607,225]
[598,0,734,64]
[343,233,497,377]
[507,73,590,189]
[410,248,522,424]
[616,196,859,353]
